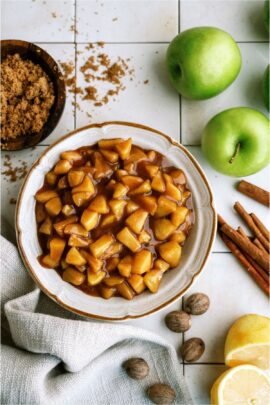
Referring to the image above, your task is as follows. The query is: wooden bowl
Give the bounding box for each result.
[1,39,66,151]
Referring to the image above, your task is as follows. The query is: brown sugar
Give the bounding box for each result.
[1,54,55,148]
[59,43,134,109]
[2,155,28,182]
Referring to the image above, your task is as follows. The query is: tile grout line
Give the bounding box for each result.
[32,41,269,45]
[178,0,185,379]
[178,0,182,147]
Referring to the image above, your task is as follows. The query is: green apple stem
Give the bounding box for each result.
[229,143,240,164]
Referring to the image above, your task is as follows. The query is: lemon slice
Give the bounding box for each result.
[225,314,270,369]
[211,364,270,405]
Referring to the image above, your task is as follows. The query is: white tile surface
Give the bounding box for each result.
[182,43,269,145]
[1,146,46,234]
[185,364,227,405]
[180,0,268,42]
[76,0,178,42]
[1,0,269,402]
[188,146,270,252]
[183,252,269,363]
[37,43,75,145]
[1,0,75,42]
[75,43,180,141]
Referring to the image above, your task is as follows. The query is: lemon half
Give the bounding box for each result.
[225,314,270,370]
[211,364,270,405]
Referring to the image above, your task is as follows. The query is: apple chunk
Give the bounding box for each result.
[151,172,166,192]
[80,209,99,231]
[144,270,163,293]
[63,267,86,285]
[89,234,114,257]
[159,241,182,267]
[132,250,152,274]
[143,164,159,178]
[125,208,148,234]
[117,227,141,252]
[128,274,146,294]
[49,238,66,262]
[87,270,106,286]
[154,259,170,272]
[135,195,157,215]
[121,175,143,190]
[99,285,116,299]
[154,219,176,240]
[68,234,90,247]
[98,138,122,149]
[64,223,89,237]
[155,196,177,218]
[35,190,58,203]
[80,251,103,272]
[115,138,132,159]
[72,175,95,195]
[100,149,119,163]
[68,170,84,187]
[171,207,189,227]
[53,215,78,237]
[89,195,109,214]
[109,199,127,220]
[66,247,87,266]
[113,183,128,199]
[118,255,133,277]
[128,180,151,195]
[116,282,135,300]
[39,217,53,235]
[54,159,72,175]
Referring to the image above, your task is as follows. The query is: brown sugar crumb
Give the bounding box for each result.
[80,56,99,72]
[97,42,105,48]
[9,198,17,205]
[51,12,57,18]
[60,61,77,94]
[77,44,134,107]
[69,24,78,34]
[0,54,55,148]
[85,43,95,50]
[2,155,28,182]
[144,80,149,84]
[83,86,98,101]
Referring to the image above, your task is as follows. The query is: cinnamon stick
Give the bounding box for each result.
[250,213,270,241]
[237,180,270,207]
[234,201,269,251]
[237,227,269,280]
[220,231,269,296]
[221,223,269,271]
[254,237,268,253]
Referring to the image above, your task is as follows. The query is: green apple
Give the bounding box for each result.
[166,27,242,100]
[264,0,269,33]
[202,107,270,177]
[262,65,269,111]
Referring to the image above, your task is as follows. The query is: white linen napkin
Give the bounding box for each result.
[1,235,192,405]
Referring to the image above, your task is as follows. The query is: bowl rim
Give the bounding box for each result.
[0,39,66,150]
[15,121,217,321]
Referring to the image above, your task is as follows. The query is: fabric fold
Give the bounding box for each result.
[1,235,192,404]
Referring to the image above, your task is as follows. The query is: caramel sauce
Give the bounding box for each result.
[36,141,194,299]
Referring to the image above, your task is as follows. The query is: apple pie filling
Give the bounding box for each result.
[35,138,194,300]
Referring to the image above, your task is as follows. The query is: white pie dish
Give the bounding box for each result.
[16,121,216,321]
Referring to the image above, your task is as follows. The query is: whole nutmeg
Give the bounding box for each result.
[181,337,205,362]
[165,310,191,333]
[184,293,210,315]
[147,383,176,405]
[123,357,149,380]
